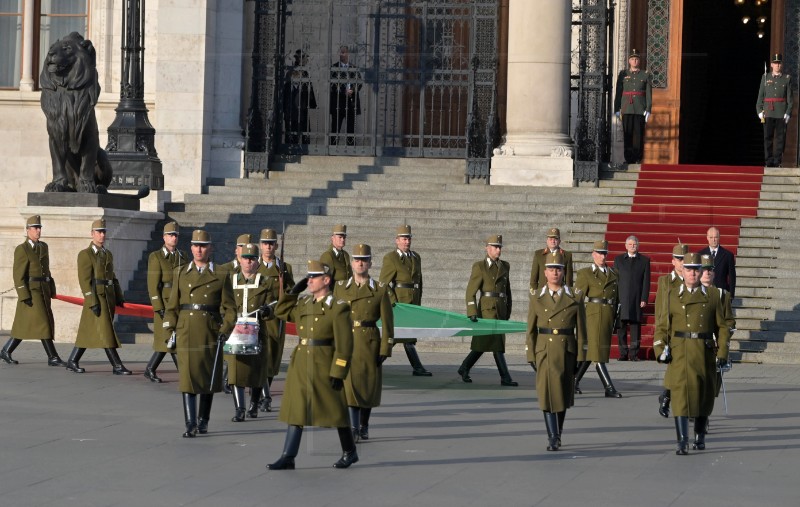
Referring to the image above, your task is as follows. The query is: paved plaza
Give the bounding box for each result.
[1,341,798,507]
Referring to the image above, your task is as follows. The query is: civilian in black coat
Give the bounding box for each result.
[329,45,362,146]
[613,236,651,360]
[698,227,736,298]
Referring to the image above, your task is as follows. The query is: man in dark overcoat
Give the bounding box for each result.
[614,235,650,361]
[698,227,736,298]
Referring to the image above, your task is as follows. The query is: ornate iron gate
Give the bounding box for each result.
[244,0,499,180]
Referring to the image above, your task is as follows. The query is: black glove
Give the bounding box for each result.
[157,309,165,319]
[91,304,101,316]
[329,377,344,391]
[258,304,274,319]
[469,315,478,322]
[530,361,537,372]
[218,332,228,342]
[377,355,388,366]
[117,299,125,307]
[288,278,308,295]
[22,298,33,307]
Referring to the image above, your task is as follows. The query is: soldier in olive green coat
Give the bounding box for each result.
[574,240,621,398]
[379,224,431,376]
[2,215,64,366]
[613,48,653,164]
[144,221,187,383]
[268,260,358,470]
[652,253,730,455]
[66,218,132,375]
[458,234,517,386]
[334,244,393,441]
[529,227,574,290]
[526,251,587,452]
[320,224,352,284]
[756,53,794,167]
[163,230,236,438]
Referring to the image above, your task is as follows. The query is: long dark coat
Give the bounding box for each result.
[613,253,650,322]
[257,259,294,377]
[526,286,587,413]
[75,243,124,349]
[11,240,56,340]
[334,277,393,408]
[147,247,188,352]
[465,257,512,353]
[574,265,618,362]
[698,245,736,297]
[379,249,422,344]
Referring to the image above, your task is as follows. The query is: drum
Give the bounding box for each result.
[224,317,261,355]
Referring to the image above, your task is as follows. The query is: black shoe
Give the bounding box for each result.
[412,368,432,377]
[333,450,359,468]
[231,409,246,422]
[48,356,66,367]
[223,384,232,395]
[144,368,162,383]
[574,382,582,394]
[0,349,18,364]
[113,365,133,375]
[359,426,369,441]
[457,365,472,383]
[247,403,259,419]
[267,456,295,470]
[692,433,706,450]
[66,361,85,373]
[631,356,640,362]
[182,425,197,438]
[605,387,622,398]
[617,356,628,362]
[352,427,360,444]
[501,379,519,387]
[658,392,671,418]
[260,398,272,412]
[198,419,209,434]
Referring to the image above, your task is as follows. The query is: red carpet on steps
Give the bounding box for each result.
[606,164,764,359]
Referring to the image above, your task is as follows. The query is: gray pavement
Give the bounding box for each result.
[1,342,798,507]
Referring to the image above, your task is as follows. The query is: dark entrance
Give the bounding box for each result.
[679,0,770,165]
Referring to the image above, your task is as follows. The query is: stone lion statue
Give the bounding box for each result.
[40,32,112,193]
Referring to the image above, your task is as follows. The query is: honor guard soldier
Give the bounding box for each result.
[333,244,393,441]
[257,228,295,412]
[144,221,187,382]
[162,230,236,438]
[458,234,517,386]
[574,240,622,397]
[529,227,574,291]
[66,218,132,375]
[614,48,653,164]
[2,215,65,366]
[654,243,688,416]
[227,243,275,422]
[526,251,587,451]
[700,254,735,418]
[652,253,730,455]
[320,224,352,285]
[268,261,358,470]
[220,233,255,275]
[757,53,793,167]
[379,224,432,376]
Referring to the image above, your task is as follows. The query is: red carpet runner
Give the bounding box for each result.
[606,164,764,359]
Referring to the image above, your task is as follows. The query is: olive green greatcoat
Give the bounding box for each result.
[653,271,684,390]
[653,284,730,418]
[257,258,295,377]
[529,248,573,291]
[275,292,353,427]
[146,247,188,352]
[574,265,618,362]
[11,240,56,340]
[465,257,512,353]
[163,262,236,394]
[756,72,793,118]
[75,243,124,349]
[225,271,275,387]
[334,277,393,408]
[613,69,653,115]
[526,286,587,413]
[379,249,422,344]
[320,246,352,282]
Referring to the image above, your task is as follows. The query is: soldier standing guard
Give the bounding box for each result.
[379,225,432,376]
[574,240,622,397]
[257,228,295,412]
[526,252,586,452]
[652,253,730,455]
[320,224,352,285]
[614,49,653,164]
[144,221,187,382]
[66,218,132,375]
[756,53,793,167]
[458,234,517,386]
[2,215,65,366]
[529,227,573,291]
[334,244,393,441]
[268,261,358,470]
[162,230,236,438]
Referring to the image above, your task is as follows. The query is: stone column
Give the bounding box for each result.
[491,0,574,186]
[18,0,35,91]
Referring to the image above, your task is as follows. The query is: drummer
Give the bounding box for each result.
[226,243,276,422]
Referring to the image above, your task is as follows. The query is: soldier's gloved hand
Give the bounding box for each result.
[22,298,33,307]
[91,304,101,317]
[329,377,344,391]
[469,315,478,322]
[644,111,651,123]
[258,304,274,319]
[156,309,165,319]
[377,355,388,366]
[530,361,537,372]
[288,278,308,295]
[785,113,791,124]
[758,111,765,121]
[218,332,228,342]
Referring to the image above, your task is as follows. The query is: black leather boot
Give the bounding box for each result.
[544,412,560,451]
[267,425,303,470]
[222,361,231,394]
[494,352,519,386]
[333,426,359,468]
[675,416,689,455]
[359,408,372,440]
[1,338,21,364]
[182,393,198,438]
[260,377,273,412]
[404,343,432,376]
[105,348,132,375]
[41,340,66,366]
[170,353,179,369]
[198,393,213,434]
[658,389,671,418]
[457,350,482,383]
[65,347,86,373]
[144,351,166,382]
[348,406,361,442]
[692,416,708,450]
[556,411,565,448]
[596,362,622,398]
[247,388,262,418]
[574,361,591,394]
[231,386,246,422]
